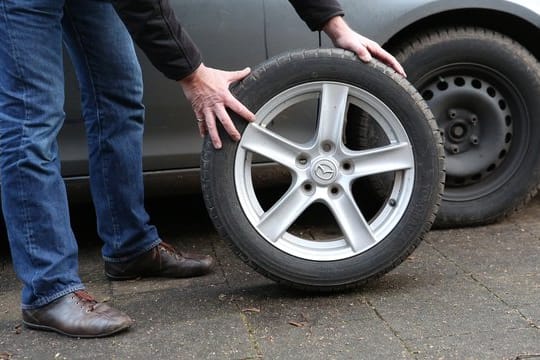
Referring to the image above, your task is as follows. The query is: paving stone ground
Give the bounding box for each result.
[1,193,539,359]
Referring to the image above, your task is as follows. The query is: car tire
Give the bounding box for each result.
[394,27,540,228]
[201,49,444,291]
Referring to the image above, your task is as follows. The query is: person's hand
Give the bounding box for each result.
[179,63,256,149]
[323,16,406,77]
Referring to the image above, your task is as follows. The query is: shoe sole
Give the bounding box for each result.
[104,272,141,281]
[105,270,213,281]
[22,320,132,338]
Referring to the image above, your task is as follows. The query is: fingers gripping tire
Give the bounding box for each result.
[201,49,444,291]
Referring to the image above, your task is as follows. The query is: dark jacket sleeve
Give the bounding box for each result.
[288,0,345,31]
[112,0,343,81]
[112,0,202,81]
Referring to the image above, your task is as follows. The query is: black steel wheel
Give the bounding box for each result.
[394,27,540,227]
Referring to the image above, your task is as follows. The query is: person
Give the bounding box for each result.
[0,0,405,338]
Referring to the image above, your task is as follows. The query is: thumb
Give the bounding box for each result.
[355,46,372,63]
[229,67,251,82]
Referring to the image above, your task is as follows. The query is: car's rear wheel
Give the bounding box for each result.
[394,27,540,227]
[201,49,444,291]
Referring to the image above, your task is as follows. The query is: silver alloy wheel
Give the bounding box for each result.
[234,82,415,261]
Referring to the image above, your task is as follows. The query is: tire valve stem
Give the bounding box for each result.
[389,198,397,207]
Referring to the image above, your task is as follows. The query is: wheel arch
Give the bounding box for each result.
[382,7,540,60]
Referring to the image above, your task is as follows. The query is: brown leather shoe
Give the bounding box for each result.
[22,291,132,338]
[104,242,215,280]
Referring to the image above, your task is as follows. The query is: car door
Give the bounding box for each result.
[59,0,266,177]
[265,0,440,51]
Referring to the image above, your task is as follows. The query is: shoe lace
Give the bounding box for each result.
[73,290,98,311]
[159,242,182,258]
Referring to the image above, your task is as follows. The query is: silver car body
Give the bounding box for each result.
[60,0,540,186]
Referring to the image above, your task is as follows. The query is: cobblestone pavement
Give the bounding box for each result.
[1,193,539,359]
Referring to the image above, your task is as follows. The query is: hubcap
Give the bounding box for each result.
[234,82,415,261]
[311,158,338,185]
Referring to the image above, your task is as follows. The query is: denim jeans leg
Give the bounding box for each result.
[0,0,85,309]
[62,0,160,262]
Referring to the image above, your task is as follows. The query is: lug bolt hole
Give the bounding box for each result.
[296,155,309,167]
[303,183,313,192]
[342,162,352,171]
[321,142,333,153]
[330,187,339,195]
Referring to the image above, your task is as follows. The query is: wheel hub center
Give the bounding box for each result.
[311,158,338,185]
[441,108,481,155]
[450,122,466,139]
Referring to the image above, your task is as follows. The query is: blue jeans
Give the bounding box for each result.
[0,0,161,309]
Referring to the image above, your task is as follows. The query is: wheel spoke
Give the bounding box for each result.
[241,123,304,169]
[326,191,376,252]
[348,142,413,178]
[316,84,349,144]
[256,185,314,242]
